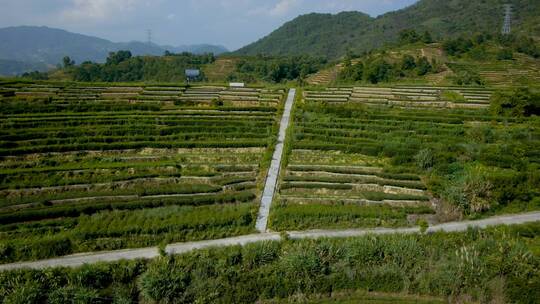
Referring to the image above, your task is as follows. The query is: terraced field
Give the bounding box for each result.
[303,86,493,109]
[448,53,540,87]
[0,81,285,263]
[271,86,540,231]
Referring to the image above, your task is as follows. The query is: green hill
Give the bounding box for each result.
[236,0,540,59]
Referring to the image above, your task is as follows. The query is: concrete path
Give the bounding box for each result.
[288,211,540,239]
[0,233,281,271]
[1,211,539,271]
[255,88,296,232]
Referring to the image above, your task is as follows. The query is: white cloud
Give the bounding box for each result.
[61,0,143,22]
[268,0,301,16]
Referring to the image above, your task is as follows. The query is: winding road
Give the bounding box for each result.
[1,211,539,271]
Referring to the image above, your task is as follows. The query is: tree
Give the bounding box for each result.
[490,88,540,117]
[401,55,416,70]
[399,29,420,44]
[443,37,474,56]
[338,62,364,82]
[62,56,75,68]
[453,70,484,86]
[496,48,514,60]
[422,31,433,44]
[21,71,48,80]
[106,50,132,65]
[366,60,392,84]
[415,56,432,76]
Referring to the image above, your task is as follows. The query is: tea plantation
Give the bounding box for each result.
[0,81,285,263]
[270,85,540,230]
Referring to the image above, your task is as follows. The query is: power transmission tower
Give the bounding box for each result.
[502,4,512,35]
[147,29,152,45]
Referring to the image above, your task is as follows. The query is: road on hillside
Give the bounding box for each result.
[1,211,539,271]
[255,88,296,232]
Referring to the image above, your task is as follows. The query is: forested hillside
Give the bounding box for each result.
[236,0,540,59]
[0,26,228,75]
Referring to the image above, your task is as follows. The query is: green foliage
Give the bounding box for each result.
[105,51,132,65]
[496,48,514,60]
[48,286,100,304]
[0,203,257,263]
[418,219,429,233]
[415,56,432,76]
[2,225,540,303]
[401,55,416,70]
[490,88,540,117]
[399,29,422,44]
[71,51,214,82]
[338,61,364,82]
[236,1,540,59]
[139,258,192,303]
[452,70,484,86]
[20,70,49,80]
[501,35,540,58]
[62,56,75,68]
[441,90,466,102]
[365,59,393,84]
[441,164,495,214]
[228,55,326,83]
[443,37,474,57]
[414,148,435,170]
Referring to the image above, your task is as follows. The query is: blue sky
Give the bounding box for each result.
[0,0,418,50]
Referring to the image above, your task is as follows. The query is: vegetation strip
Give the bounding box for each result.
[0,211,538,271]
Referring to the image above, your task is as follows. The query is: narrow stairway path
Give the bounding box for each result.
[1,211,539,271]
[255,88,296,232]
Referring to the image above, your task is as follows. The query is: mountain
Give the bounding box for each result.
[165,44,229,55]
[0,59,50,76]
[236,0,540,59]
[0,26,228,75]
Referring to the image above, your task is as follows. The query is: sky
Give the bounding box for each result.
[0,0,419,50]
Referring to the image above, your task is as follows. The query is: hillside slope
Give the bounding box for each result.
[0,26,228,75]
[236,0,540,59]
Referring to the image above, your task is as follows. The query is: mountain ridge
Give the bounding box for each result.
[0,26,228,75]
[236,0,540,59]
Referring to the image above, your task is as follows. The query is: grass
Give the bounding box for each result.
[267,290,445,304]
[270,203,434,230]
[2,222,538,303]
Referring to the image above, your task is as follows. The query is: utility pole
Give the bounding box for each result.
[147,29,152,45]
[502,4,512,35]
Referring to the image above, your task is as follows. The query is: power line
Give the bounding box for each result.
[147,29,152,45]
[502,4,512,35]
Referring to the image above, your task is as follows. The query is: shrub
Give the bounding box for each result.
[453,70,484,86]
[416,56,432,76]
[414,148,435,170]
[490,88,540,117]
[442,165,495,214]
[47,286,100,304]
[401,55,416,70]
[138,257,192,303]
[496,48,514,60]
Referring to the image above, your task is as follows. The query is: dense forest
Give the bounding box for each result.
[227,55,327,83]
[64,51,215,82]
[236,0,540,59]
